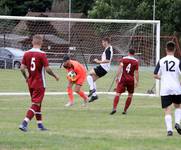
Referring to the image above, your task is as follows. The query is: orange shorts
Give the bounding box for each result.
[76,75,86,86]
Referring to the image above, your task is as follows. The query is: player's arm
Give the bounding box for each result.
[134,70,139,87]
[153,61,161,80]
[72,65,82,81]
[20,64,28,81]
[134,62,139,87]
[20,53,28,81]
[42,53,59,81]
[115,63,123,84]
[45,67,59,81]
[94,48,111,64]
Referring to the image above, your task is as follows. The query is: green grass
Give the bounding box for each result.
[0,96,181,150]
[0,69,180,150]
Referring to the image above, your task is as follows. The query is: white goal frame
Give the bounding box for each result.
[0,15,160,97]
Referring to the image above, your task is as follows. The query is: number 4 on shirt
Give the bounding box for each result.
[126,63,131,73]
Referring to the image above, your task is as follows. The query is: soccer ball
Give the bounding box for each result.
[67,71,77,81]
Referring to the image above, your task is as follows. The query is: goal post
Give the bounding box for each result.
[155,21,160,96]
[0,15,160,96]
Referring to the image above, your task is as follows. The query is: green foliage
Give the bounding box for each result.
[0,0,180,34]
[0,0,52,16]
[88,0,113,19]
[88,0,181,34]
[0,0,11,15]
[71,0,94,15]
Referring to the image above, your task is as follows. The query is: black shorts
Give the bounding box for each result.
[94,65,107,78]
[161,95,181,108]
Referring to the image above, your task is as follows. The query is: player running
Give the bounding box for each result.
[19,35,59,132]
[110,49,139,115]
[87,37,113,102]
[154,41,181,136]
[62,55,88,107]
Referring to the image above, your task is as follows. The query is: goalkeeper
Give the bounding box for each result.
[62,55,88,107]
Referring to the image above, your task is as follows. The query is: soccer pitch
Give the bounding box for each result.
[0,67,154,93]
[0,69,181,150]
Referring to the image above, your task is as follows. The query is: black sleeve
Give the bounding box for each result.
[154,61,160,74]
[105,47,111,60]
[179,60,181,71]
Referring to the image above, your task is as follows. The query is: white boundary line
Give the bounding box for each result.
[0,92,157,97]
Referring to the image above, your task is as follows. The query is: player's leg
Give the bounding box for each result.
[87,68,99,97]
[35,103,42,126]
[110,92,121,115]
[89,80,99,102]
[19,88,33,131]
[122,82,134,114]
[65,82,74,107]
[19,102,41,132]
[31,88,47,130]
[19,88,47,131]
[110,82,125,115]
[173,95,181,135]
[123,93,133,114]
[89,65,108,102]
[161,96,173,136]
[34,103,47,131]
[74,84,88,106]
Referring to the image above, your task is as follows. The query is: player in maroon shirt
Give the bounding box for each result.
[110,49,139,115]
[19,35,59,132]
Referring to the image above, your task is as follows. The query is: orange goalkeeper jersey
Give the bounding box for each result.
[66,60,86,79]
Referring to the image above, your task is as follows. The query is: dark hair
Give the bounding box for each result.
[128,49,135,55]
[166,41,175,52]
[102,37,111,43]
[63,54,70,62]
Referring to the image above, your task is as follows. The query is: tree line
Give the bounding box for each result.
[0,0,180,35]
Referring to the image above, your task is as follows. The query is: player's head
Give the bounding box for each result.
[32,34,43,47]
[166,41,176,53]
[102,37,111,48]
[128,49,135,55]
[63,54,72,69]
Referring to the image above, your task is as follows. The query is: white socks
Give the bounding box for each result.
[175,108,181,124]
[92,82,97,96]
[87,75,97,96]
[87,75,94,90]
[165,115,173,131]
[24,117,30,123]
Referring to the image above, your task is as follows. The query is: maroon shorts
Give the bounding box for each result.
[29,87,45,103]
[116,80,134,94]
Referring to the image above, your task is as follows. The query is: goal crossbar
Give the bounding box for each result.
[0,15,160,24]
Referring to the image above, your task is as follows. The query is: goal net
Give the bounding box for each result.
[0,16,160,96]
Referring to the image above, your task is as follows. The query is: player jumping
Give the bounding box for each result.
[110,49,139,115]
[87,37,113,102]
[19,35,59,132]
[62,55,88,107]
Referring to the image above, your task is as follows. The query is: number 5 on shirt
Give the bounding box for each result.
[31,57,36,71]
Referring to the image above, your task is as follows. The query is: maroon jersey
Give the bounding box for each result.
[22,48,49,89]
[120,56,139,82]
